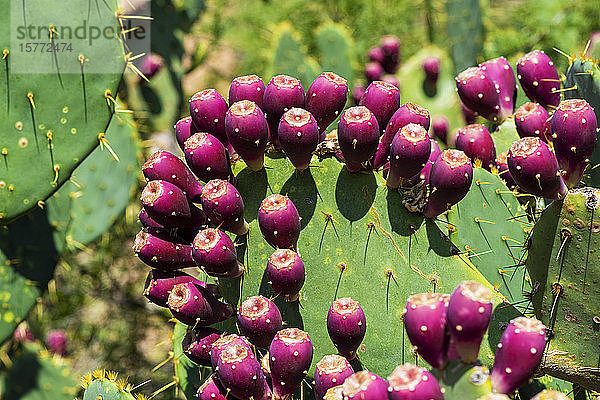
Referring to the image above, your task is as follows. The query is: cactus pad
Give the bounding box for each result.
[81,370,136,400]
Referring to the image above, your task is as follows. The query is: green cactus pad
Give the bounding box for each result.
[434,364,493,399]
[446,0,484,75]
[82,376,136,400]
[491,118,521,156]
[315,23,354,87]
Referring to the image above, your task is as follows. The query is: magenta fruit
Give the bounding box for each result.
[278,108,320,171]
[431,115,449,142]
[461,101,478,124]
[359,80,401,130]
[139,53,163,81]
[422,56,440,85]
[532,390,569,400]
[447,280,493,363]
[270,328,314,398]
[261,352,272,386]
[386,123,431,189]
[182,327,222,366]
[143,269,218,308]
[403,293,448,369]
[480,57,517,120]
[133,229,195,270]
[342,371,388,400]
[46,330,67,357]
[314,355,354,400]
[352,86,366,106]
[327,297,366,360]
[184,132,231,182]
[516,50,560,109]
[192,228,244,278]
[143,151,204,202]
[263,75,305,148]
[514,102,551,142]
[456,66,501,122]
[175,116,195,150]
[305,72,349,134]
[225,100,269,171]
[495,151,517,190]
[266,248,305,302]
[407,139,442,186]
[491,317,546,394]
[324,386,344,400]
[381,35,400,73]
[423,149,473,218]
[365,61,384,83]
[189,89,229,144]
[237,295,283,348]
[551,99,598,188]
[213,342,270,400]
[201,179,248,235]
[455,124,497,170]
[138,208,163,229]
[141,180,206,228]
[229,74,266,108]
[507,137,567,199]
[258,194,301,249]
[381,74,401,90]
[210,334,252,367]
[387,363,444,400]
[368,46,385,64]
[337,106,380,172]
[167,282,233,326]
[196,376,228,400]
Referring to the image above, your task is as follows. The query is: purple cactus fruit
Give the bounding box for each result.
[175,116,195,151]
[141,180,206,228]
[359,81,401,130]
[184,132,231,182]
[263,75,305,148]
[261,352,272,386]
[516,50,560,109]
[138,208,163,229]
[237,295,283,348]
[278,108,320,171]
[422,56,440,85]
[324,385,344,400]
[532,390,569,400]
[490,317,546,394]
[314,355,355,400]
[407,139,442,186]
[551,99,598,188]
[337,106,380,172]
[495,152,517,190]
[213,342,270,400]
[182,327,222,366]
[192,228,244,278]
[167,281,233,326]
[46,330,67,356]
[342,371,388,400]
[381,74,401,90]
[225,100,269,171]
[201,179,248,235]
[352,86,366,106]
[446,280,493,363]
[327,297,366,360]
[270,328,314,398]
[229,74,266,108]
[365,62,384,83]
[143,269,218,308]
[456,66,501,123]
[403,293,449,369]
[143,151,204,202]
[514,102,551,142]
[455,124,497,170]
[133,229,195,270]
[381,35,400,73]
[266,249,305,302]
[423,149,473,218]
[387,123,431,189]
[13,324,34,343]
[305,72,349,134]
[431,115,449,142]
[189,89,229,145]
[368,46,385,64]
[210,334,252,367]
[387,364,444,400]
[139,53,163,81]
[258,194,301,249]
[196,376,228,400]
[507,137,567,199]
[461,101,478,124]
[480,57,517,120]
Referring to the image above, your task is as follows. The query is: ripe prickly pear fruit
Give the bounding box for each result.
[133,229,195,270]
[324,385,344,400]
[258,194,301,250]
[141,180,206,228]
[359,81,400,131]
[387,363,444,400]
[182,327,222,366]
[189,89,229,145]
[327,297,366,360]
[263,75,306,148]
[368,46,385,64]
[342,371,388,400]
[167,282,233,326]
[261,352,272,386]
[184,132,231,182]
[514,102,551,142]
[143,151,204,202]
[480,57,517,120]
[337,106,380,172]
[507,137,567,199]
[422,56,440,85]
[196,376,228,400]
[139,53,163,81]
[531,390,569,400]
[266,249,305,302]
[314,355,354,400]
[229,74,266,108]
[461,101,478,124]
[175,116,195,150]
[387,123,431,189]
[516,50,560,109]
[278,108,320,171]
[225,100,269,171]
[305,72,349,134]
[403,293,449,369]
[201,179,248,236]
[138,208,163,229]
[213,342,270,400]
[447,280,493,363]
[455,124,497,170]
[406,139,442,186]
[352,86,366,106]
[423,149,473,218]
[431,115,449,142]
[456,66,501,123]
[270,328,314,398]
[143,270,218,308]
[381,35,401,73]
[237,295,283,348]
[210,334,252,367]
[365,62,384,83]
[551,99,598,188]
[46,330,67,356]
[382,74,401,90]
[495,152,517,191]
[490,317,546,394]
[192,228,244,278]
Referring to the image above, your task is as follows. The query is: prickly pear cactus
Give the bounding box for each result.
[314,23,355,87]
[0,0,127,222]
[445,0,484,75]
[491,118,521,156]
[81,370,136,400]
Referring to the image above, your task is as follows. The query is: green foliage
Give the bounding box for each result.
[446,0,484,74]
[434,365,493,399]
[491,118,521,157]
[314,23,355,85]
[82,374,136,400]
